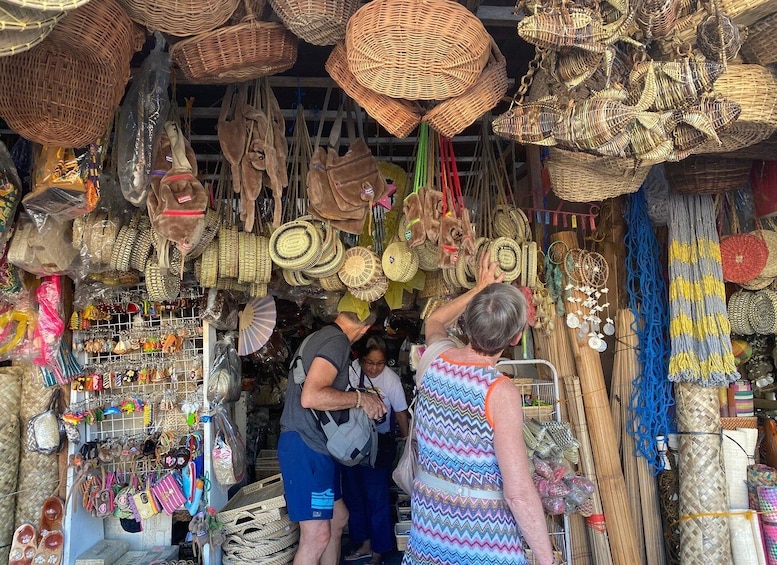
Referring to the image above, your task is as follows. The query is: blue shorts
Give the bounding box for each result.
[278,431,342,522]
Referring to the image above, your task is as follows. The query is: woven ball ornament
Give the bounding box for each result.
[720,233,768,283]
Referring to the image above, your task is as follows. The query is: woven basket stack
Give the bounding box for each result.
[218,474,299,565]
[0,0,143,147]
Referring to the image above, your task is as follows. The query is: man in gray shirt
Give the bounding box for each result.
[279,309,387,565]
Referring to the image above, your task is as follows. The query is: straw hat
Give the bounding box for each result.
[350,274,389,302]
[269,218,323,270]
[489,237,522,282]
[382,241,419,283]
[338,246,382,289]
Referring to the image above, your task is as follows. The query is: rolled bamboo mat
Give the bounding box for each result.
[564,376,614,565]
[552,230,640,565]
[675,382,731,564]
[612,309,666,565]
[15,367,59,529]
[0,366,23,565]
[658,456,681,565]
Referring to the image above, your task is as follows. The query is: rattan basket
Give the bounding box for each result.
[423,39,508,137]
[170,20,297,84]
[269,219,323,270]
[325,43,421,139]
[345,0,491,101]
[338,246,381,288]
[119,0,239,37]
[268,0,359,45]
[382,241,419,283]
[350,273,389,302]
[547,148,651,202]
[665,155,753,194]
[741,12,777,65]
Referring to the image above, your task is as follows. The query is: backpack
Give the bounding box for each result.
[291,334,377,467]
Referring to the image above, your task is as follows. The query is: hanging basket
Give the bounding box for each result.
[748,288,777,334]
[269,219,323,270]
[169,20,298,84]
[345,0,491,100]
[325,43,421,139]
[547,148,650,202]
[423,39,508,138]
[338,246,381,289]
[268,0,359,45]
[381,241,419,283]
[2,0,89,11]
[0,21,56,56]
[741,12,777,65]
[665,155,752,194]
[119,0,240,37]
[720,233,769,283]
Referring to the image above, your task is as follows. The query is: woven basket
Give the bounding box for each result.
[758,230,777,278]
[282,268,313,287]
[665,155,753,194]
[0,367,22,563]
[489,237,522,283]
[200,239,220,287]
[304,238,346,279]
[3,0,89,12]
[219,474,286,525]
[238,231,258,284]
[170,20,297,84]
[0,4,64,30]
[219,226,240,279]
[145,260,182,301]
[742,12,777,65]
[338,246,381,288]
[269,219,323,270]
[423,39,508,137]
[720,416,759,430]
[728,290,755,335]
[255,235,273,284]
[268,0,359,45]
[741,274,774,290]
[0,0,139,147]
[720,233,769,283]
[350,273,389,302]
[345,0,491,101]
[416,241,441,272]
[119,0,239,37]
[381,241,419,283]
[547,148,650,202]
[325,43,420,139]
[748,288,777,334]
[319,273,346,292]
[0,22,55,56]
[694,65,777,154]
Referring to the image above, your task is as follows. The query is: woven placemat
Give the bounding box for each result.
[0,416,20,563]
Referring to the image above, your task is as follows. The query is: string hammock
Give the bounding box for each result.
[667,191,739,386]
[625,188,674,472]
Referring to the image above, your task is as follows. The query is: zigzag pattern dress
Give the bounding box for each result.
[402,353,527,565]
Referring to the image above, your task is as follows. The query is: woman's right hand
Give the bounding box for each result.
[476,249,504,290]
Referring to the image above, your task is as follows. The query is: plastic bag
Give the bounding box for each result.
[33,275,65,370]
[117,32,171,207]
[25,389,65,455]
[208,333,241,404]
[211,405,246,487]
[0,291,36,362]
[7,213,79,277]
[0,140,22,250]
[0,240,23,298]
[199,288,238,331]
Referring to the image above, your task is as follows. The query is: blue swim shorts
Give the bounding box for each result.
[278,431,342,522]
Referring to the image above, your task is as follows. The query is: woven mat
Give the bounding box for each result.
[675,382,731,564]
[0,417,20,563]
[0,367,23,423]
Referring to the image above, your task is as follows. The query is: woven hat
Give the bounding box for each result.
[381,241,419,283]
[269,219,323,270]
[720,233,768,283]
[748,289,777,334]
[319,273,346,292]
[338,246,382,289]
[304,238,346,279]
[350,273,389,302]
[489,237,522,282]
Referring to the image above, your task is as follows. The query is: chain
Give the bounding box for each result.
[510,49,545,107]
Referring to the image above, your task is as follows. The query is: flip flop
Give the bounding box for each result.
[344,550,372,561]
[39,497,64,539]
[9,523,37,565]
[32,530,63,565]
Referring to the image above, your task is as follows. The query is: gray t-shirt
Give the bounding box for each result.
[279,325,353,455]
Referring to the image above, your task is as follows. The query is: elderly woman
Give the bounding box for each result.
[402,253,557,565]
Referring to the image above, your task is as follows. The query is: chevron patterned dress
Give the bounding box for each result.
[402,354,527,565]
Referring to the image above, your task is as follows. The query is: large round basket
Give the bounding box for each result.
[740,12,777,65]
[720,233,769,283]
[345,0,491,100]
[338,246,381,288]
[169,20,298,84]
[546,148,650,202]
[423,39,508,138]
[118,0,240,37]
[325,43,421,139]
[665,155,752,194]
[269,219,323,270]
[268,0,360,45]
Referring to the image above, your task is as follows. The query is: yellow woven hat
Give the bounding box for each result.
[382,241,419,283]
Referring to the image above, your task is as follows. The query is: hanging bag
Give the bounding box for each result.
[26,388,66,455]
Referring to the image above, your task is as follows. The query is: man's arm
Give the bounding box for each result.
[300,357,386,420]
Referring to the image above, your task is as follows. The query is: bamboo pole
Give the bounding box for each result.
[552,230,641,565]
[564,376,614,565]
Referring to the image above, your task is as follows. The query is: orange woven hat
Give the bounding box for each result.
[720,233,768,283]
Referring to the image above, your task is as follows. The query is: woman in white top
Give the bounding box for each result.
[343,336,409,565]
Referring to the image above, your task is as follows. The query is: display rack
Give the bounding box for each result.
[496,358,572,565]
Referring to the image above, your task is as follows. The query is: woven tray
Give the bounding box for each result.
[218,474,286,525]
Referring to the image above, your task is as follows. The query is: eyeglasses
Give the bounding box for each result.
[362,359,386,368]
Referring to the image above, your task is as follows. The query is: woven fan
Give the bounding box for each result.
[238,296,276,356]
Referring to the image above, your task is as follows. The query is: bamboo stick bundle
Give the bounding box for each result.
[552,230,641,565]
[611,309,646,565]
[564,376,614,565]
[636,452,666,565]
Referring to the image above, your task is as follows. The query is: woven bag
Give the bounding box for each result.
[119,0,239,37]
[748,288,777,334]
[665,155,752,194]
[338,246,381,288]
[345,0,491,101]
[423,39,508,137]
[547,148,650,202]
[268,0,359,45]
[489,237,522,283]
[381,241,419,283]
[325,43,421,139]
[170,13,298,84]
[720,233,769,283]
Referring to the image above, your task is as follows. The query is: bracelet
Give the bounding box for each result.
[355,389,362,409]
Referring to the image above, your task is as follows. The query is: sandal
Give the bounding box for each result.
[32,530,64,565]
[369,553,384,565]
[9,523,37,565]
[39,497,65,539]
[344,550,372,561]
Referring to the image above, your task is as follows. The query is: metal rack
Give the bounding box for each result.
[496,358,572,565]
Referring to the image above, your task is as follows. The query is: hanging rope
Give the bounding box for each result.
[625,188,675,472]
